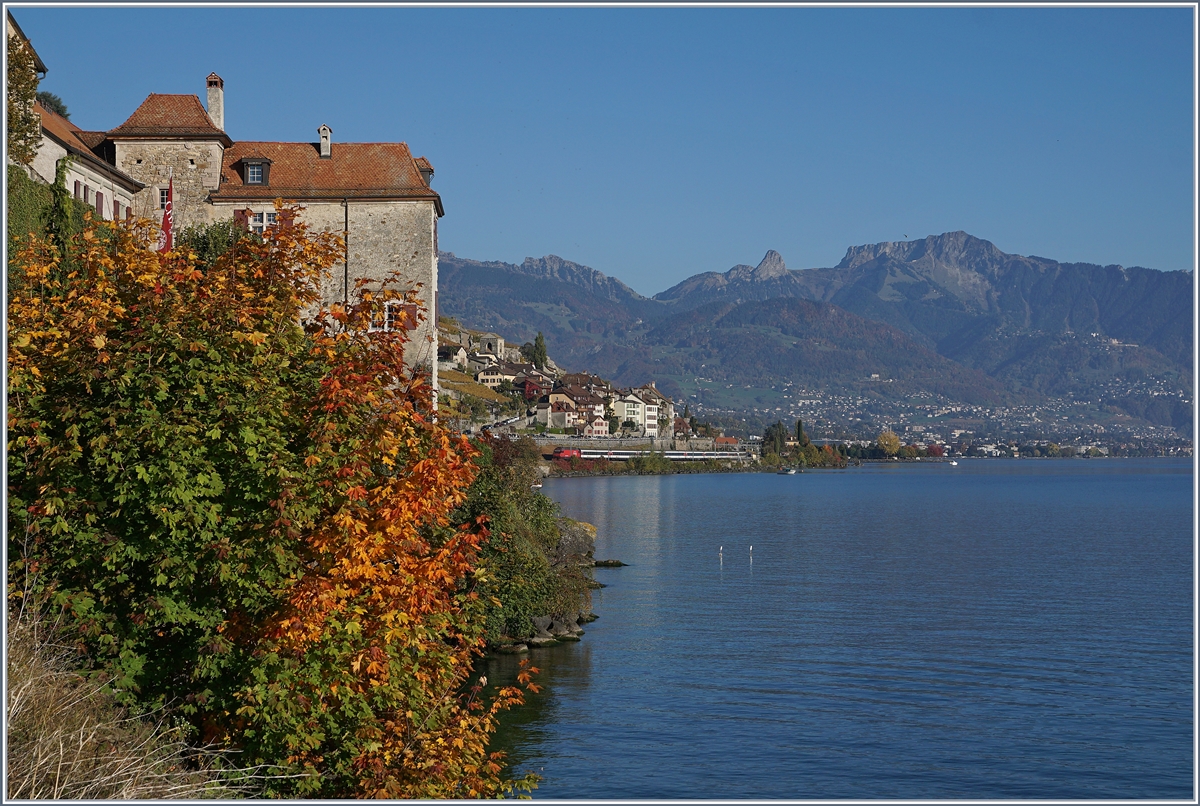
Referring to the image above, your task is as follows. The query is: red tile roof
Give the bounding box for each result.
[36,102,143,192]
[107,94,230,144]
[210,141,443,214]
[74,130,106,149]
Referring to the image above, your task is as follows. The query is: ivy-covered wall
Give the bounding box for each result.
[7,167,87,246]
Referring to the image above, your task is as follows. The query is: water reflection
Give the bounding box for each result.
[484,641,594,782]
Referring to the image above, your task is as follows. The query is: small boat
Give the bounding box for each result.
[531,481,544,489]
[949,460,958,466]
[777,467,797,475]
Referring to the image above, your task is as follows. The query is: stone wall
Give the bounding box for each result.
[113,140,223,229]
[211,198,439,390]
[30,139,138,220]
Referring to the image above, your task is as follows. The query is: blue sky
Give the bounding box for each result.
[15,5,1195,296]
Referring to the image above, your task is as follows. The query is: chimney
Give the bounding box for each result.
[318,124,332,159]
[206,72,224,130]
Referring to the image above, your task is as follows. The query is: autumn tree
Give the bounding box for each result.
[6,33,41,166]
[876,429,901,456]
[8,205,537,798]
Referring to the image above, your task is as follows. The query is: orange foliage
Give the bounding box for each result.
[8,204,538,798]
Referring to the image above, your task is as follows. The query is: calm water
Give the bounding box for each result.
[484,458,1194,799]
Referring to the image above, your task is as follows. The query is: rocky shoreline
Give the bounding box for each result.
[489,517,626,655]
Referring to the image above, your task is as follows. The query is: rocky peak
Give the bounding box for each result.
[837,231,1006,272]
[518,254,645,300]
[753,249,788,280]
[726,250,788,282]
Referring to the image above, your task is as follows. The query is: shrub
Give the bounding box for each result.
[457,435,590,641]
[7,206,537,798]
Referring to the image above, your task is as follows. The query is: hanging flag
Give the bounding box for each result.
[157,176,174,253]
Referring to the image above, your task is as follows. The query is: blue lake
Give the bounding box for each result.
[484,458,1194,799]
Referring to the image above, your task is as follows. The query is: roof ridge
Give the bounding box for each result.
[108,93,226,141]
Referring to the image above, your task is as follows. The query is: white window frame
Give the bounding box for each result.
[249,211,277,234]
[159,187,168,209]
[245,163,263,184]
[369,300,415,333]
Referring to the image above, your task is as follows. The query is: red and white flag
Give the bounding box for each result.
[157,177,174,253]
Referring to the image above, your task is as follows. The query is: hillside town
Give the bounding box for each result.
[434,320,752,450]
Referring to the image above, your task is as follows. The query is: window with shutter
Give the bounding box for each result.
[371,301,419,332]
[83,185,90,204]
[96,192,104,217]
[113,199,120,220]
[74,180,80,199]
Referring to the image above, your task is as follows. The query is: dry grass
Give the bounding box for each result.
[5,605,274,800]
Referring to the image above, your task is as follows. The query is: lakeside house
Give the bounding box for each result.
[12,51,443,387]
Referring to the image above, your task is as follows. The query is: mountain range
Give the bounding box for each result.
[438,232,1193,435]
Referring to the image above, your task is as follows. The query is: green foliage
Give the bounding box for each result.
[35,90,68,118]
[7,34,41,166]
[8,164,87,296]
[519,331,549,370]
[627,452,673,474]
[763,421,788,456]
[7,167,51,249]
[532,331,548,369]
[46,156,77,251]
[8,222,330,713]
[455,435,588,642]
[7,163,86,248]
[175,219,260,268]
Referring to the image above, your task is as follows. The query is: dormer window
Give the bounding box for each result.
[242,158,271,185]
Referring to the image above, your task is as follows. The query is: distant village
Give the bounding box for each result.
[435,320,746,451]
